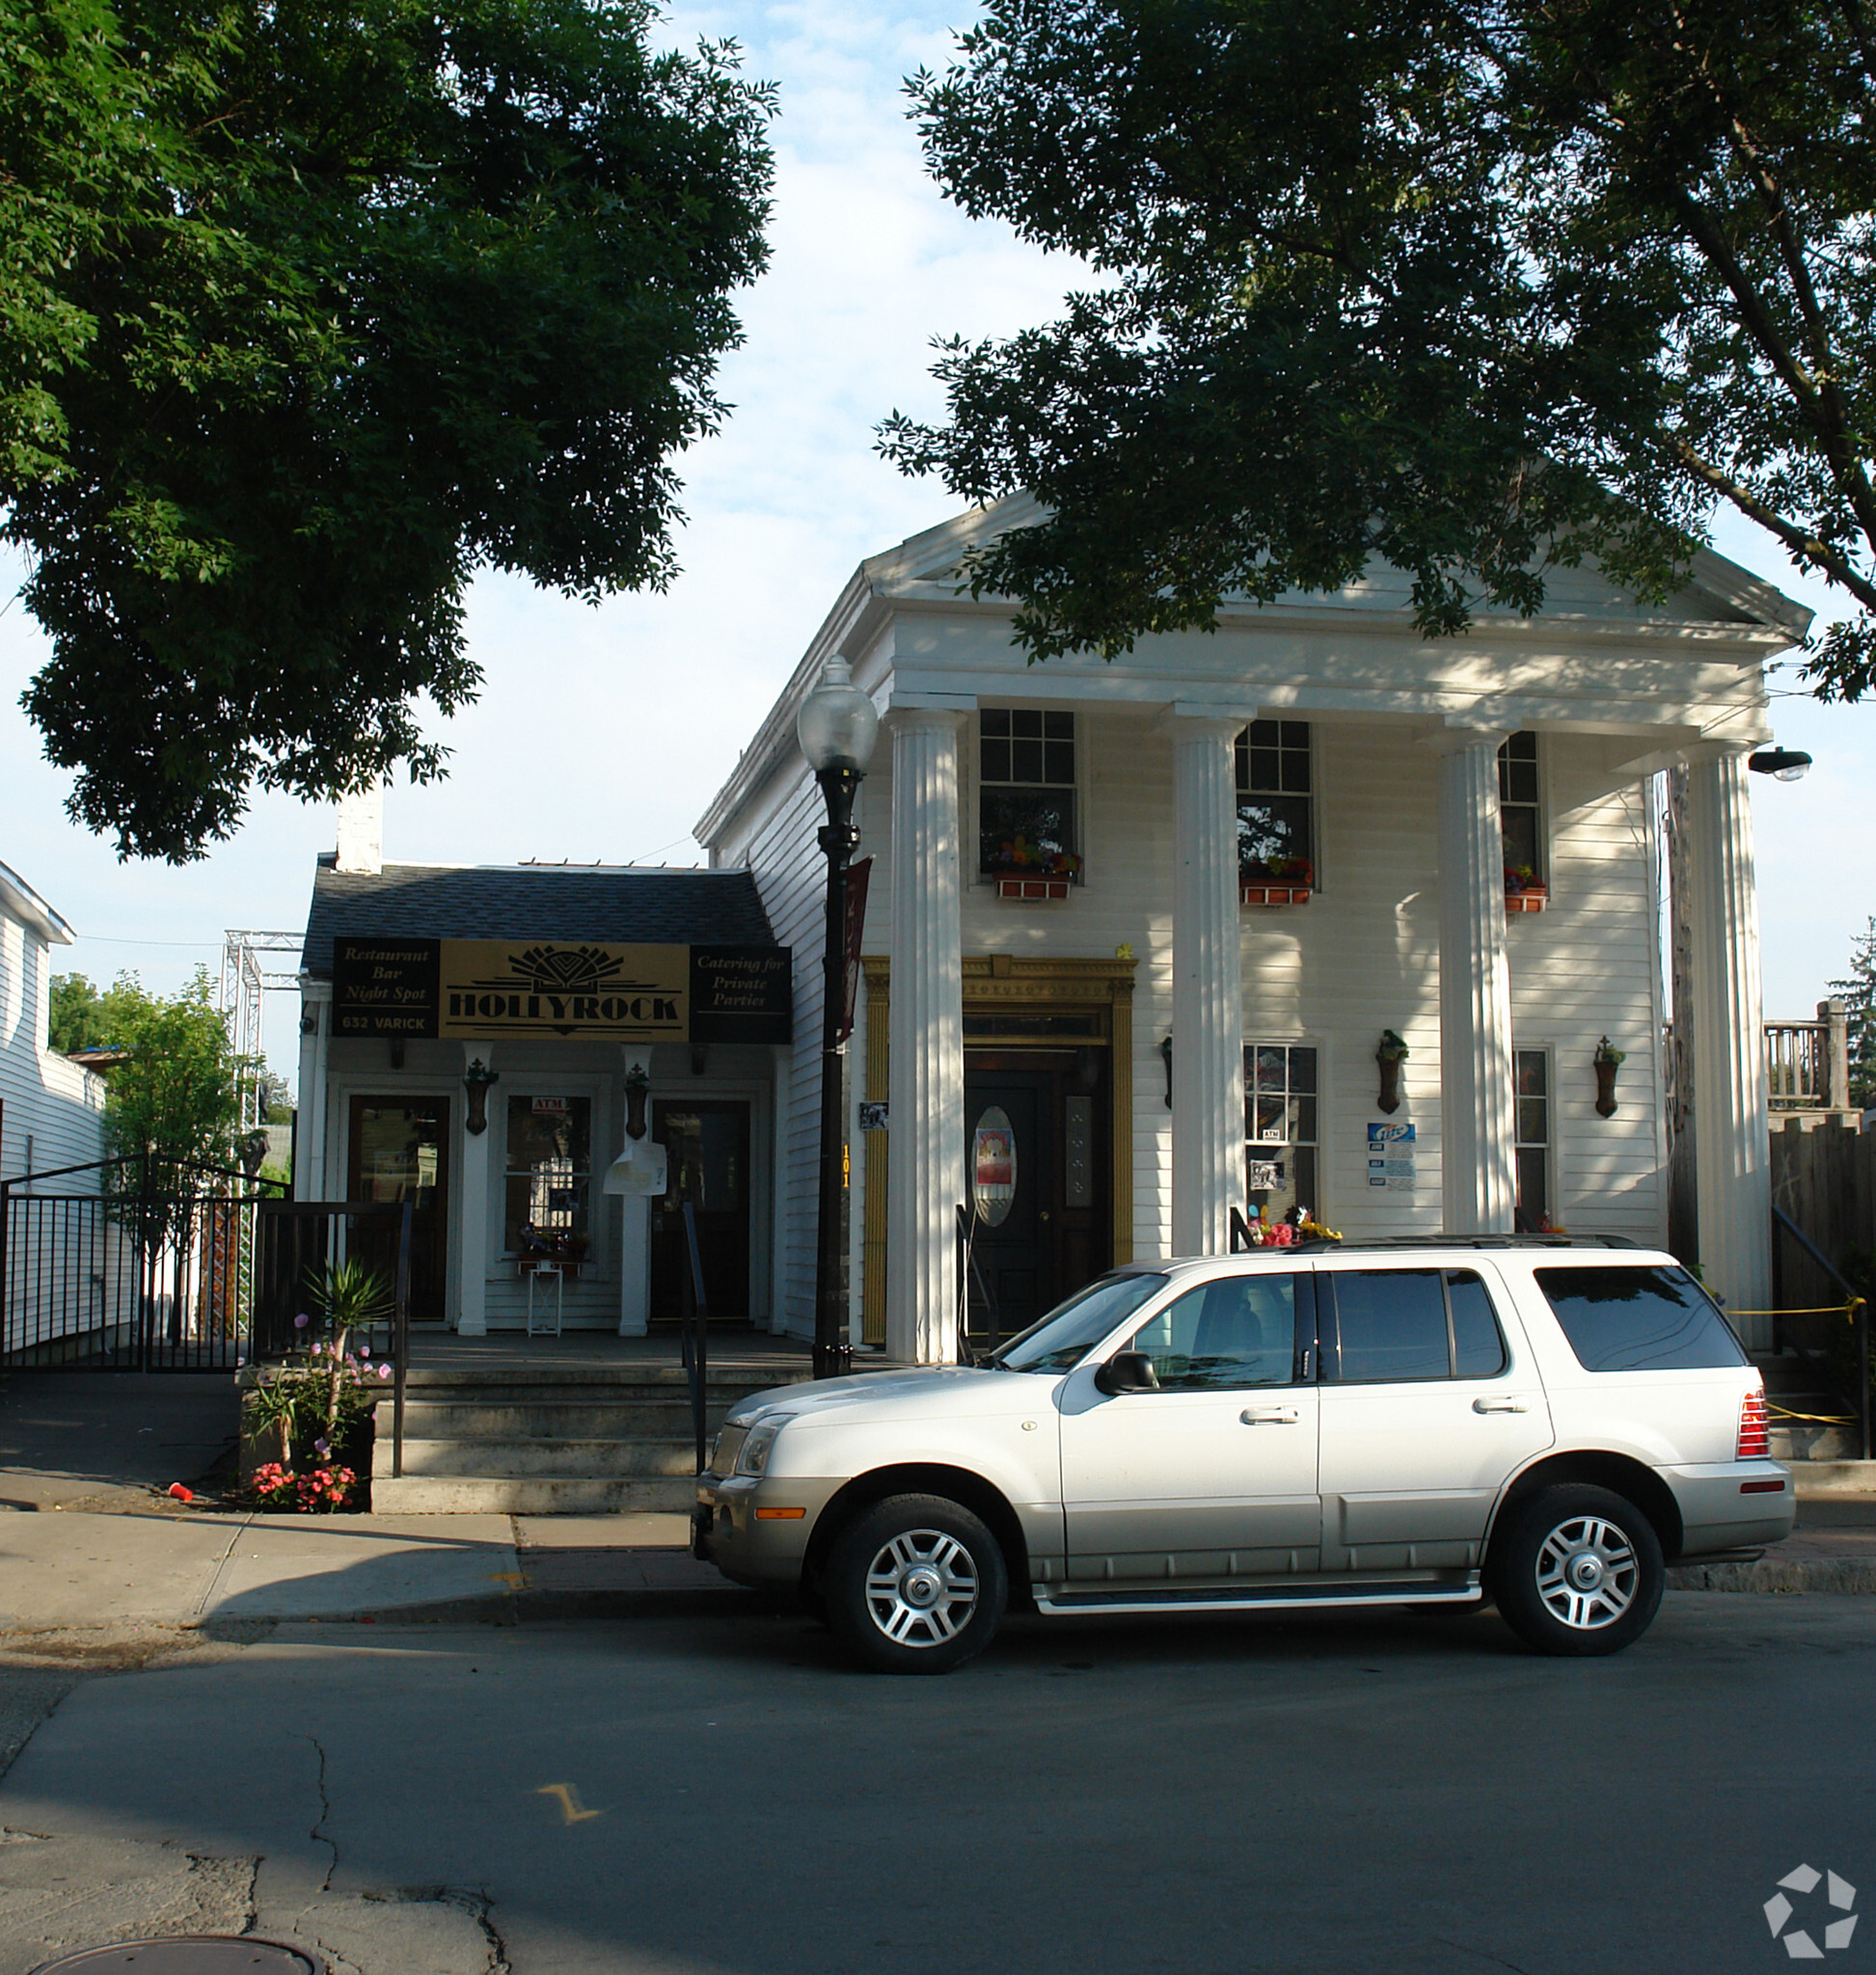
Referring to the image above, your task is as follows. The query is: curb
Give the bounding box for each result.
[1667,1556,1876,1595]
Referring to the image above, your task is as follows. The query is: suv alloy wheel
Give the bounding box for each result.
[1486,1482,1666,1656]
[824,1493,1010,1673]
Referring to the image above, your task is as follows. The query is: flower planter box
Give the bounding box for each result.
[994,877,1072,901]
[1506,884,1548,914]
[1240,883,1313,906]
[519,1257,583,1280]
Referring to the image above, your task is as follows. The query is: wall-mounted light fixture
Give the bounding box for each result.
[1158,1035,1173,1109]
[1747,746,1813,782]
[1593,1036,1625,1118]
[1375,1030,1410,1115]
[624,1064,650,1140]
[462,1058,499,1135]
[300,1007,319,1037]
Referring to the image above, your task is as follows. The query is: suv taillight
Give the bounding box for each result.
[1737,1386,1770,1460]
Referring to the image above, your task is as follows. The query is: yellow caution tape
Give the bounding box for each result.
[1768,1404,1859,1425]
[1730,1299,1867,1322]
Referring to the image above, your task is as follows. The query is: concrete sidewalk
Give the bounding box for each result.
[0,1506,761,1630]
[0,1495,1869,1631]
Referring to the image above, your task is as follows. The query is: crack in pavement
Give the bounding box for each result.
[302,1733,338,1893]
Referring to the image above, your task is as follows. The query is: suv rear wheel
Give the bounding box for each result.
[1487,1482,1665,1657]
[824,1493,1009,1674]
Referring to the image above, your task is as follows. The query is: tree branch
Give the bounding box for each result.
[1664,434,1876,614]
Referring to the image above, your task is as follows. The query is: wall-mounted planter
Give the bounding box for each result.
[995,877,1072,901]
[1240,883,1313,906]
[1506,883,1549,914]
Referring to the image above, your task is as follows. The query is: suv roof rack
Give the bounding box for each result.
[1178,1233,1645,1260]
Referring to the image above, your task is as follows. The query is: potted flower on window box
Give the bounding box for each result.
[986,835,1081,901]
[1240,855,1315,907]
[518,1223,588,1279]
[1505,863,1549,912]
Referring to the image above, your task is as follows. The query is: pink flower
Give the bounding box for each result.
[377,1364,392,1379]
[293,1313,310,1330]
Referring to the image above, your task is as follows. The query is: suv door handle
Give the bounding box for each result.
[1240,1406,1300,1424]
[1473,1395,1532,1414]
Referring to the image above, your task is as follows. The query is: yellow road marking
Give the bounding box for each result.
[536,1783,605,1824]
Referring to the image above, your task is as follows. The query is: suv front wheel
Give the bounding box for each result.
[1486,1482,1665,1657]
[825,1493,1009,1674]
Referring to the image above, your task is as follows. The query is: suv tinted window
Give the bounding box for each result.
[990,1271,1167,1372]
[1328,1268,1509,1382]
[1536,1265,1749,1372]
[1127,1275,1299,1390]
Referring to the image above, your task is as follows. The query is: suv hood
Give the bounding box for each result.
[727,1366,1050,1427]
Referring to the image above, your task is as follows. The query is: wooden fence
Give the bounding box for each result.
[1770,1117,1875,1310]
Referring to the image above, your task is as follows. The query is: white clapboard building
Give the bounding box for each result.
[696,495,1808,1365]
[0,859,107,1184]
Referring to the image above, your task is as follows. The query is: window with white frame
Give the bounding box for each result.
[1498,731,1543,885]
[1513,1048,1551,1231]
[1236,720,1314,885]
[1243,1043,1319,1222]
[504,1096,593,1263]
[979,709,1079,881]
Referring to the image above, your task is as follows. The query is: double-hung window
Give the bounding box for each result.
[504,1096,593,1266]
[1498,732,1543,889]
[1244,1043,1319,1221]
[979,709,1079,881]
[1513,1048,1551,1231]
[1236,720,1314,885]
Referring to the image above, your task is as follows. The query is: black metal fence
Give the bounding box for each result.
[1,1161,411,1406]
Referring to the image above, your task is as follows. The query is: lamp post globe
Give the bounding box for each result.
[1747,745,1813,783]
[799,657,878,1378]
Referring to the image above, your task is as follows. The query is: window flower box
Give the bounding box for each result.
[1240,856,1314,906]
[995,876,1072,901]
[1505,867,1549,913]
[985,835,1079,900]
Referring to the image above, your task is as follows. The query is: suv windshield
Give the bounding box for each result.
[986,1271,1169,1372]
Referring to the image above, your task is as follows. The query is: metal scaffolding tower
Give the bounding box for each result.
[220,930,304,1129]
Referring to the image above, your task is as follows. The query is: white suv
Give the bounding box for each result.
[693,1240,1790,1672]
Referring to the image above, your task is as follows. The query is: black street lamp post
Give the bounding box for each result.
[797,658,880,1378]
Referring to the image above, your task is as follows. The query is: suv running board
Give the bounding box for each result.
[1033,1576,1484,1618]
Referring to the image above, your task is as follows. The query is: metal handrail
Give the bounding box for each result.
[1771,1205,1870,1462]
[681,1200,709,1474]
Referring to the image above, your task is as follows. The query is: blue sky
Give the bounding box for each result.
[1,0,1870,1090]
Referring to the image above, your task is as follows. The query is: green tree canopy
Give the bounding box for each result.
[884,0,1876,679]
[96,969,245,1173]
[2,0,774,861]
[47,969,151,1054]
[1832,917,1876,1109]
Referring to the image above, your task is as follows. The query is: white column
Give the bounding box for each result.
[293,984,331,1202]
[1686,746,1772,1339]
[886,709,965,1365]
[1170,717,1245,1256]
[455,1042,493,1336]
[1431,729,1516,1233]
[616,1046,652,1337]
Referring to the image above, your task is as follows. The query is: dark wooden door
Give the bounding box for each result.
[962,1049,1109,1349]
[649,1099,751,1324]
[347,1096,449,1324]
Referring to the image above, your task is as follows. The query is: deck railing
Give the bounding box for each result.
[1766,1000,1854,1112]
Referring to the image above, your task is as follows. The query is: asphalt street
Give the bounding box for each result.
[0,1593,1868,1975]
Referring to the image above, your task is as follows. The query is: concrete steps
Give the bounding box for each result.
[1756,1352,1863,1462]
[368,1365,812,1514]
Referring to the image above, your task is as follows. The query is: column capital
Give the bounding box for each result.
[1420,721,1510,757]
[1160,706,1249,741]
[885,698,971,728]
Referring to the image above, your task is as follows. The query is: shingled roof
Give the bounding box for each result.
[301,862,777,978]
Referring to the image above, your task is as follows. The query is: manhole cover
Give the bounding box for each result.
[30,1940,318,1973]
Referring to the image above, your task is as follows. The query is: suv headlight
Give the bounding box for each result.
[735,1417,792,1476]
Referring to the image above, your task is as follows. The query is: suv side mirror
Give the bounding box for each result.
[1094,1350,1160,1396]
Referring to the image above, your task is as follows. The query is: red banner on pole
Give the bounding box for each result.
[837,857,871,1044]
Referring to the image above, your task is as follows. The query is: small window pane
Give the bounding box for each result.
[1249,718,1280,747]
[1044,711,1073,740]
[1502,809,1539,874]
[1248,747,1280,790]
[1516,1053,1548,1097]
[1043,740,1075,784]
[1280,752,1311,794]
[982,708,1011,738]
[1536,1266,1750,1372]
[1332,1271,1451,1382]
[1010,708,1043,738]
[1280,720,1310,751]
[1288,1047,1317,1093]
[1127,1275,1299,1390]
[1449,1272,1508,1377]
[1515,1147,1550,1231]
[981,738,1011,782]
[1010,737,1044,783]
[1517,1096,1548,1145]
